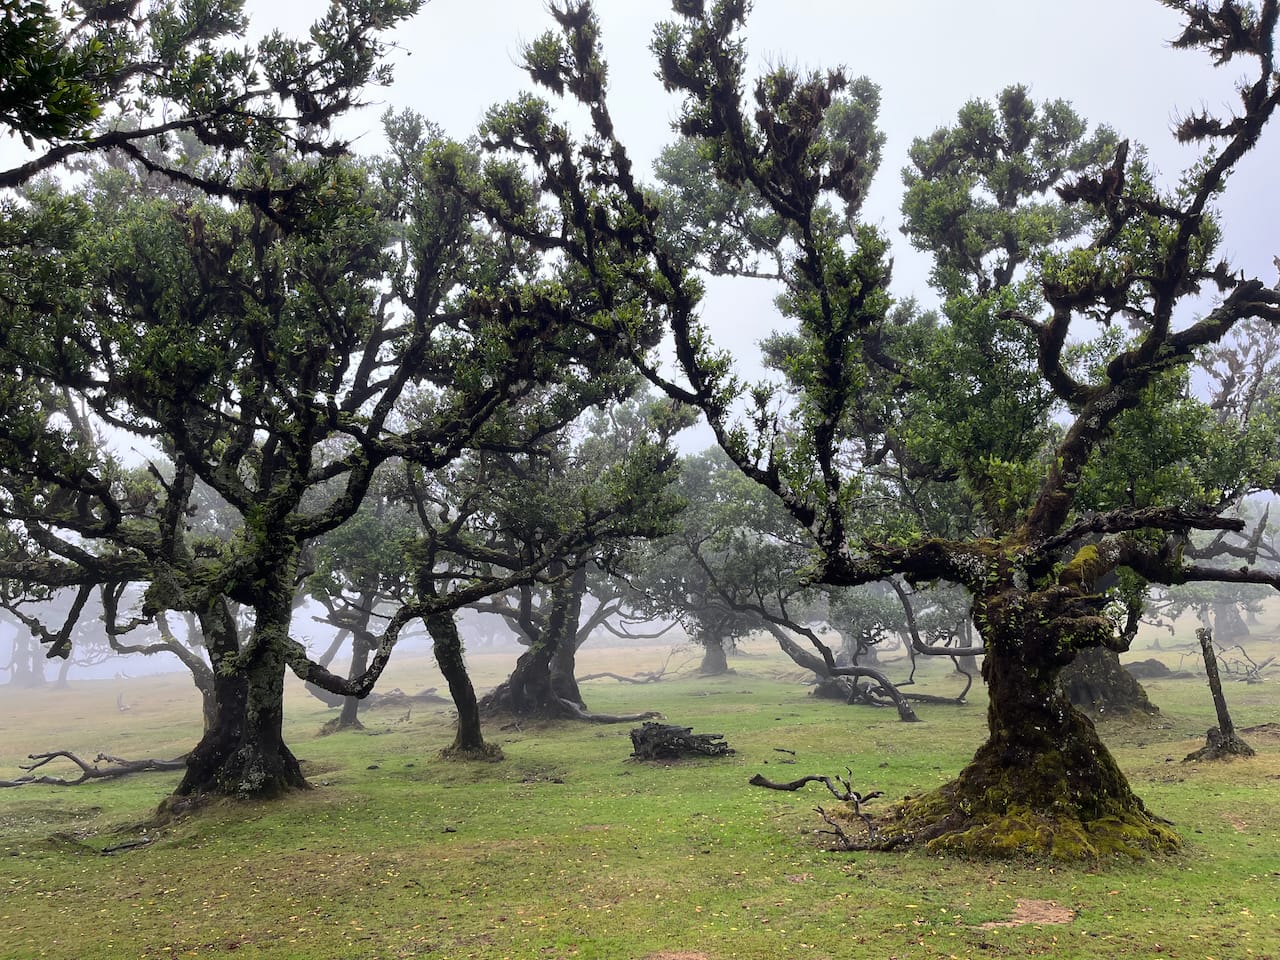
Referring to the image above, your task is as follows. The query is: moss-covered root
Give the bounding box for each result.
[867,784,1181,860]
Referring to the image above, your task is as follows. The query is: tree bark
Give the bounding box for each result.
[175,598,307,798]
[1184,627,1255,761]
[1059,646,1158,716]
[481,568,588,720]
[874,589,1179,859]
[333,632,372,731]
[698,632,730,675]
[549,566,588,705]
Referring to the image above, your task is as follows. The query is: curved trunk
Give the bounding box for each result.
[482,567,585,720]
[878,589,1178,859]
[175,597,307,799]
[426,608,497,758]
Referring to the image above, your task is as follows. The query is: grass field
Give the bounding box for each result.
[1,632,1277,960]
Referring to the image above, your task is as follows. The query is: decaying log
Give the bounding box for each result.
[629,722,733,760]
[0,751,186,788]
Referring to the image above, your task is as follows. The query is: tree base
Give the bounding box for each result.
[859,702,1180,860]
[1183,726,1255,762]
[317,716,365,736]
[176,741,310,799]
[439,742,504,762]
[866,784,1180,859]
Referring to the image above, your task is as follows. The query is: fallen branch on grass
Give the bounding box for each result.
[751,770,885,847]
[748,769,883,806]
[0,751,186,788]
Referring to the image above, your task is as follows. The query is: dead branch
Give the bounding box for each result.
[0,751,186,788]
[749,769,883,805]
[577,671,664,684]
[814,804,860,850]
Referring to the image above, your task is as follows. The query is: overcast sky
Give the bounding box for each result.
[248,0,1278,370]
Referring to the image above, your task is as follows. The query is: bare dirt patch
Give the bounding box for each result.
[980,899,1075,927]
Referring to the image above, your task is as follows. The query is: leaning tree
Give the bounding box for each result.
[478,0,1280,857]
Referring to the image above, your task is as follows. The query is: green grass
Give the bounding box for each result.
[1,636,1278,959]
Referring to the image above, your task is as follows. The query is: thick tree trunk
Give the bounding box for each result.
[174,600,307,799]
[876,593,1178,859]
[481,645,564,716]
[7,631,46,687]
[481,568,588,720]
[549,635,583,705]
[698,634,730,675]
[1059,646,1158,716]
[427,608,499,759]
[549,566,588,705]
[1212,602,1249,642]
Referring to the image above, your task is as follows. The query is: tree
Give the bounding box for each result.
[626,449,774,677]
[0,105,655,796]
[431,393,687,722]
[483,0,1280,857]
[1,0,421,192]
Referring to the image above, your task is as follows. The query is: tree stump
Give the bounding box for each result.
[629,722,733,760]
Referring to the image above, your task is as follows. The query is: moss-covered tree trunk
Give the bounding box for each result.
[175,594,307,798]
[879,589,1178,859]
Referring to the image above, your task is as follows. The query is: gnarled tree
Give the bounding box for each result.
[482,0,1280,857]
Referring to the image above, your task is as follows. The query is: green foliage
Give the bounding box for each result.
[0,1,108,144]
[902,85,1115,297]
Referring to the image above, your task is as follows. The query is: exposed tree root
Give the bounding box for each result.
[0,751,186,788]
[1184,726,1255,761]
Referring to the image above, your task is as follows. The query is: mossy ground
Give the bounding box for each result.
[1,630,1278,959]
